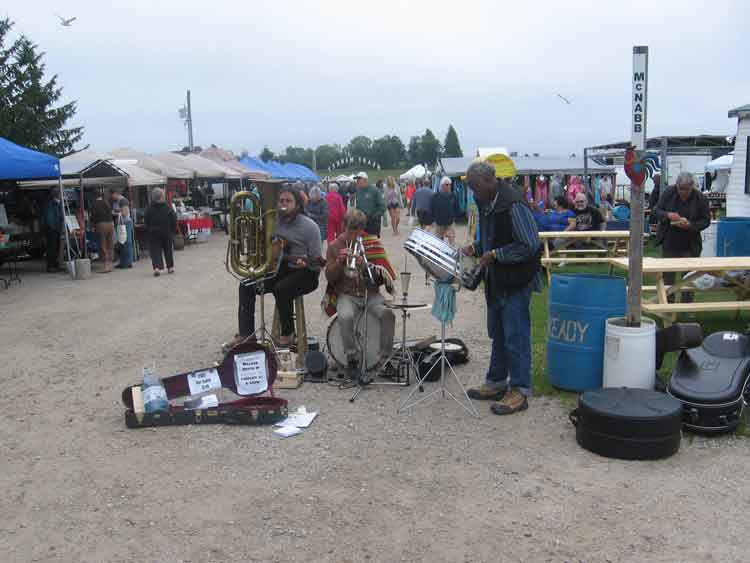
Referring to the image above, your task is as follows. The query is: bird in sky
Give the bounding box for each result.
[556,93,572,105]
[55,13,77,27]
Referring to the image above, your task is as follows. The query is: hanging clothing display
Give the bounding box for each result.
[534,176,549,206]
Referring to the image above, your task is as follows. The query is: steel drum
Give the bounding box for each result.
[404,228,479,288]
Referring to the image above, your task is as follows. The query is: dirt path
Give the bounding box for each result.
[1,221,748,563]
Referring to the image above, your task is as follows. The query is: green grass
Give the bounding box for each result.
[530,240,748,409]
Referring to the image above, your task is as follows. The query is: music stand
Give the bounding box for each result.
[397,264,479,418]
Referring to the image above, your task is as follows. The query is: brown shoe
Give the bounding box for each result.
[467,383,507,401]
[490,389,528,415]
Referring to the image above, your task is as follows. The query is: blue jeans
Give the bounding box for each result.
[485,284,532,396]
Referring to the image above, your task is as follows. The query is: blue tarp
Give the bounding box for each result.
[239,157,319,182]
[0,137,60,180]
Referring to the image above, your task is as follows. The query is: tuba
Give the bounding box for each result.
[226,182,279,280]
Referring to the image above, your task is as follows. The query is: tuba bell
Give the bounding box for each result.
[226,182,279,280]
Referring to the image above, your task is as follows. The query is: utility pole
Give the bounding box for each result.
[186,89,194,152]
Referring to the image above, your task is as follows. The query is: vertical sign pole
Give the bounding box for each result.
[627,46,648,327]
[187,89,194,152]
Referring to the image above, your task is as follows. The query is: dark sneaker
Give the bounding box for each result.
[490,389,528,415]
[345,361,359,382]
[467,383,507,401]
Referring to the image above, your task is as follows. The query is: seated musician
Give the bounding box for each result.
[238,187,322,348]
[324,209,396,379]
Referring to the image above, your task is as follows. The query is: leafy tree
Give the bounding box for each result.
[259,146,275,162]
[443,124,463,158]
[420,129,442,166]
[371,135,406,169]
[315,144,342,170]
[346,135,372,160]
[0,18,83,156]
[408,135,422,164]
[281,146,313,168]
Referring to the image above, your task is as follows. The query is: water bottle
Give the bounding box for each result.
[142,366,169,413]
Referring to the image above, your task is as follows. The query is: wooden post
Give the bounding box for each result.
[627,46,649,327]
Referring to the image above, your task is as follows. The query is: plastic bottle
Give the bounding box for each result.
[142,366,169,413]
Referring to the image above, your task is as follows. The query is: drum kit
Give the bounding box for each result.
[323,228,481,416]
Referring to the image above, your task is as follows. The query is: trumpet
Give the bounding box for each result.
[345,236,375,285]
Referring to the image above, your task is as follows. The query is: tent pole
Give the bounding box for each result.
[59,176,74,279]
[79,172,86,256]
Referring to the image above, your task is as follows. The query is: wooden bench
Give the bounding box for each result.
[542,257,618,265]
[643,301,750,314]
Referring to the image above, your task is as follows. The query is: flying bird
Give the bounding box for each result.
[55,13,77,27]
[556,93,572,105]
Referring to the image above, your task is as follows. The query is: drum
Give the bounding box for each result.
[326,312,382,370]
[404,228,477,289]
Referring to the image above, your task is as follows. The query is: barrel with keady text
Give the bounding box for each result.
[546,274,626,391]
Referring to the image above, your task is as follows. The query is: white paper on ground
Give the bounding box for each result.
[274,410,318,429]
[274,425,302,438]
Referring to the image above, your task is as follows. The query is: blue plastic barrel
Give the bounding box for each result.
[717,217,750,257]
[547,274,626,391]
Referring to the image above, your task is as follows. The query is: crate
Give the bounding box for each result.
[274,370,303,389]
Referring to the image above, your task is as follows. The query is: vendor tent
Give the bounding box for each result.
[110,149,194,179]
[0,137,60,180]
[705,153,734,172]
[284,163,319,182]
[400,164,427,181]
[156,152,228,179]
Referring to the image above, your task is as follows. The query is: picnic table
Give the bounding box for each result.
[609,256,750,326]
[539,230,633,283]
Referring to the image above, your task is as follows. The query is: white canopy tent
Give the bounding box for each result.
[705,153,734,172]
[399,164,427,181]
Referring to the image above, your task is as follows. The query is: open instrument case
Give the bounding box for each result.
[121,341,288,428]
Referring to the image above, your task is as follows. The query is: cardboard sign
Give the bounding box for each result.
[187,368,222,396]
[233,351,268,396]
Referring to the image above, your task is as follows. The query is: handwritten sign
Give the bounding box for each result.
[233,351,268,396]
[187,368,222,396]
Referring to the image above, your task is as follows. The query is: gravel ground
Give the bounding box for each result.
[1,218,749,563]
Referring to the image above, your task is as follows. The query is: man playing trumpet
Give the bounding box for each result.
[324,209,396,379]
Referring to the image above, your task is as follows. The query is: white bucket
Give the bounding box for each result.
[603,317,656,389]
[74,258,91,280]
[701,220,718,257]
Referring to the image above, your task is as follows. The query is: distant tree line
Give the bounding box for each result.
[257,124,463,171]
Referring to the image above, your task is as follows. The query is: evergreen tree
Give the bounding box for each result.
[0,19,83,155]
[420,129,442,166]
[408,135,422,164]
[443,124,463,158]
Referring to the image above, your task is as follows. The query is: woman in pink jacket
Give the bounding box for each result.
[326,183,346,243]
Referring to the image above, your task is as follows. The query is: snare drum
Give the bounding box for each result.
[404,228,478,289]
[326,312,382,370]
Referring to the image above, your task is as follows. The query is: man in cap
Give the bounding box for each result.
[353,171,386,237]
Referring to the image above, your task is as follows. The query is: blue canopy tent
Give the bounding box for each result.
[0,137,77,277]
[0,137,59,180]
[238,157,319,182]
[284,163,319,182]
[239,156,271,176]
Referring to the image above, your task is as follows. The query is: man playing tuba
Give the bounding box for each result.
[237,187,322,348]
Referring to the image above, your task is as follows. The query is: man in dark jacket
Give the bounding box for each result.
[432,176,457,245]
[144,187,178,276]
[305,186,328,242]
[461,162,542,416]
[653,172,710,303]
[42,188,64,272]
[353,172,385,236]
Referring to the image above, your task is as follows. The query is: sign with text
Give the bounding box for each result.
[187,368,222,396]
[631,46,649,150]
[233,351,268,396]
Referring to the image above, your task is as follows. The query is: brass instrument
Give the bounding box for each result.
[345,236,375,285]
[345,239,359,278]
[226,183,279,280]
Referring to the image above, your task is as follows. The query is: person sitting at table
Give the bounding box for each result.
[237,187,323,348]
[568,193,604,232]
[546,196,576,232]
[652,172,710,304]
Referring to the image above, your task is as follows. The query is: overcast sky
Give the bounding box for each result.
[4,0,749,159]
